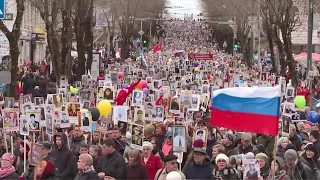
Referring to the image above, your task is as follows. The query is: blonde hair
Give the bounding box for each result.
[128,149,141,165]
[213,144,225,154]
[79,153,93,166]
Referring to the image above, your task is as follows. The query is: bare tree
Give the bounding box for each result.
[0,0,25,99]
[31,0,75,83]
[265,0,300,87]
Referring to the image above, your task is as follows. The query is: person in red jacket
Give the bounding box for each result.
[297,80,311,103]
[97,72,105,81]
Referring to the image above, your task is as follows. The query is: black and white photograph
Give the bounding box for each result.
[81,91,90,100]
[113,106,128,122]
[34,97,44,105]
[117,121,128,136]
[26,110,40,131]
[193,128,208,148]
[82,101,90,109]
[291,110,307,122]
[282,115,291,134]
[59,111,70,128]
[180,93,192,109]
[243,159,260,179]
[45,104,54,114]
[19,115,29,136]
[285,87,295,98]
[46,114,54,135]
[200,94,210,110]
[23,94,32,104]
[103,87,114,100]
[110,72,119,84]
[282,102,295,116]
[186,111,194,122]
[134,108,145,125]
[5,97,14,108]
[153,80,160,89]
[46,94,53,104]
[172,126,187,152]
[81,75,89,85]
[145,102,155,119]
[81,112,90,127]
[22,103,34,115]
[169,97,180,112]
[131,124,144,147]
[202,85,210,94]
[132,90,143,106]
[189,94,201,111]
[53,94,63,109]
[153,106,164,122]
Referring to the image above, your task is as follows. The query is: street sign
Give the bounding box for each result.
[138,30,144,36]
[0,0,5,20]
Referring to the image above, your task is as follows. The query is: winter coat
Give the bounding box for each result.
[51,133,73,179]
[70,136,85,156]
[73,170,100,180]
[183,159,212,179]
[126,163,149,180]
[0,171,19,180]
[96,151,126,179]
[212,167,240,180]
[232,144,255,155]
[141,154,162,180]
[289,134,302,151]
[286,159,313,180]
[266,170,290,180]
[256,135,275,156]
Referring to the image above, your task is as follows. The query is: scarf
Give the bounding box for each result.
[0,166,16,178]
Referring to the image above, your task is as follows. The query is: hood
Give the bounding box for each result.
[53,132,68,150]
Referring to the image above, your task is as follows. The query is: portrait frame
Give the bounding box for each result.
[34,97,44,106]
[5,97,14,108]
[133,108,146,125]
[172,126,187,152]
[66,103,81,123]
[132,90,143,106]
[26,110,41,132]
[19,115,29,136]
[23,94,32,104]
[192,127,208,149]
[117,121,128,136]
[130,123,144,149]
[53,94,63,109]
[45,114,54,135]
[58,111,70,128]
[113,106,128,122]
[243,159,260,179]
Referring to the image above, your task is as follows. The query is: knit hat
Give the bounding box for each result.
[255,153,268,162]
[216,153,229,164]
[305,143,318,155]
[142,141,153,150]
[42,141,52,150]
[245,152,255,159]
[284,149,298,161]
[274,156,285,169]
[285,144,297,151]
[1,153,15,164]
[254,144,266,154]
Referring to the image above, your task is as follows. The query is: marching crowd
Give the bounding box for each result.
[0,19,319,180]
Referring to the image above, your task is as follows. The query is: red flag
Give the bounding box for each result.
[155,96,163,106]
[114,80,141,105]
[153,44,162,54]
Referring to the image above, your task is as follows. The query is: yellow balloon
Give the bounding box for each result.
[194,67,200,72]
[114,68,117,71]
[97,100,112,116]
[166,61,171,66]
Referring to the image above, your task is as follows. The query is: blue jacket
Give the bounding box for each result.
[183,159,212,179]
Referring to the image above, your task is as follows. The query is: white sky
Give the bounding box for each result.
[166,0,203,18]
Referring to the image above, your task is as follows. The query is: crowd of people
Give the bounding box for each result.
[0,18,319,180]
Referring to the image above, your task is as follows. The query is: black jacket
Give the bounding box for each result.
[51,132,73,179]
[286,159,313,180]
[96,151,126,179]
[73,170,100,180]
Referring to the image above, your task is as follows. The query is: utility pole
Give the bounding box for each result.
[140,20,143,40]
[307,0,314,75]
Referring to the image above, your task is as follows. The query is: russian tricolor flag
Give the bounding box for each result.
[210,86,280,135]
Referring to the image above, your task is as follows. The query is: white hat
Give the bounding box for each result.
[166,171,182,180]
[215,153,229,164]
[142,141,153,150]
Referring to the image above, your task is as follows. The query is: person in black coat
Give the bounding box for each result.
[74,154,100,180]
[96,139,126,179]
[51,133,73,179]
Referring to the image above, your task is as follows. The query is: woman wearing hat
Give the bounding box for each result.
[141,141,162,180]
[276,137,289,159]
[0,153,19,180]
[266,156,289,180]
[212,153,239,180]
[302,143,320,171]
[255,153,270,179]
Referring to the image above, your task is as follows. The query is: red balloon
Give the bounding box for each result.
[118,72,124,79]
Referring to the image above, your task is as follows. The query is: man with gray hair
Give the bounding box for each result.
[232,133,255,155]
[284,149,312,179]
